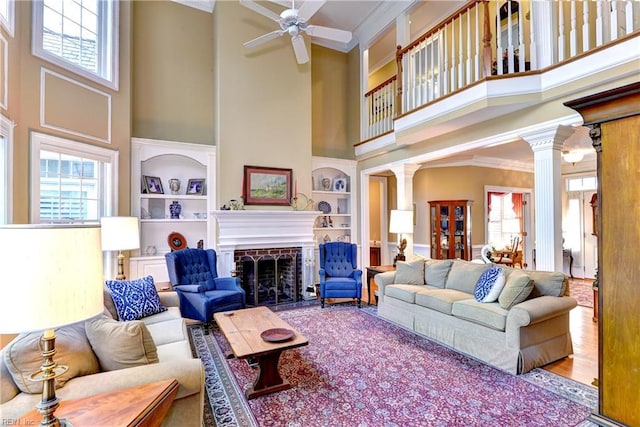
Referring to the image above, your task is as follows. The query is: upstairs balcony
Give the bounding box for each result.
[358,0,640,155]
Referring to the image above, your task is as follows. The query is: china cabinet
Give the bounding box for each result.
[130,138,216,283]
[429,200,472,260]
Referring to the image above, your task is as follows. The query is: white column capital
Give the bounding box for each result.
[390,163,421,180]
[521,124,575,152]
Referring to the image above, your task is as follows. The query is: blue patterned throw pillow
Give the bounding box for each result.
[474,267,506,303]
[105,276,167,321]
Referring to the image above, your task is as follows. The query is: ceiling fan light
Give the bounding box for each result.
[563,150,584,164]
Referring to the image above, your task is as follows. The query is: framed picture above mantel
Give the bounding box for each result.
[243,165,292,206]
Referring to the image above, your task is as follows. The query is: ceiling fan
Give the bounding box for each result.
[240,0,353,64]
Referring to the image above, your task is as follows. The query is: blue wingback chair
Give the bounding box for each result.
[165,248,246,330]
[318,242,363,308]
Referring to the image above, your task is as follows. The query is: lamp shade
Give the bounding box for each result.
[0,225,104,334]
[389,210,413,234]
[100,216,140,251]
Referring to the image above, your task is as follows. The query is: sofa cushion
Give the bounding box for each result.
[3,323,100,394]
[395,258,425,285]
[85,315,159,372]
[498,271,534,309]
[452,299,508,331]
[385,284,426,303]
[105,276,167,321]
[473,267,506,302]
[424,259,453,288]
[414,288,472,315]
[445,261,491,294]
[527,271,568,298]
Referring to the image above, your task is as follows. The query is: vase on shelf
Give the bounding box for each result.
[170,201,182,219]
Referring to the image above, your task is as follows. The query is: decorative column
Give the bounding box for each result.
[390,163,420,259]
[521,125,575,272]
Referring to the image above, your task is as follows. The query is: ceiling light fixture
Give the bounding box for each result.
[562,150,584,165]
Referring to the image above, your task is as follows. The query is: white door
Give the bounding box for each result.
[564,191,597,279]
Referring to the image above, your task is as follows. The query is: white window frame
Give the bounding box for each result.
[32,0,119,90]
[30,131,118,224]
[0,0,14,37]
[0,113,13,224]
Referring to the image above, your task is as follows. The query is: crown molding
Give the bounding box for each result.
[171,0,215,13]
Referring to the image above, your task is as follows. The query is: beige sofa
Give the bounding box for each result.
[0,291,204,426]
[375,258,577,374]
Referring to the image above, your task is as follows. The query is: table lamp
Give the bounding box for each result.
[389,209,413,264]
[100,216,140,280]
[0,225,104,426]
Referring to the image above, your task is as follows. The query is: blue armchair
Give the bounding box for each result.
[165,248,246,330]
[318,242,363,308]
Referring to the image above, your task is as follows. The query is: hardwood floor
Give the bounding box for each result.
[365,278,599,386]
[544,304,598,386]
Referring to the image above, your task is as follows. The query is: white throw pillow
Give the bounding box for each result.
[473,267,506,302]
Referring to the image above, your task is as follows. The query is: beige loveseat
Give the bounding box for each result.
[0,291,204,426]
[375,258,577,374]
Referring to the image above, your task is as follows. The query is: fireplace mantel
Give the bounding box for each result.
[211,210,320,299]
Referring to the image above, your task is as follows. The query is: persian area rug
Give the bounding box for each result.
[569,279,594,308]
[189,305,597,427]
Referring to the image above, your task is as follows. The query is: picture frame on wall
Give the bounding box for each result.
[243,165,292,206]
[143,176,164,194]
[187,178,205,195]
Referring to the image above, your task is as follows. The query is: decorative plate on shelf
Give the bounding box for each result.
[318,201,331,214]
[260,328,295,343]
[333,178,347,192]
[168,232,187,251]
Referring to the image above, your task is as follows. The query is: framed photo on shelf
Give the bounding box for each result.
[243,165,292,206]
[143,176,164,194]
[187,178,205,195]
[333,178,347,192]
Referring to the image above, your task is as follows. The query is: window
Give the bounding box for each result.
[567,176,597,192]
[487,192,522,249]
[0,113,13,224]
[32,0,119,90]
[0,0,14,36]
[30,132,117,224]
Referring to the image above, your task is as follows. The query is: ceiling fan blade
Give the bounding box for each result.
[304,25,352,43]
[291,35,309,64]
[244,30,285,48]
[297,0,326,22]
[239,0,281,22]
[267,0,292,7]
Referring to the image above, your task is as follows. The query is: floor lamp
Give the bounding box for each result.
[0,225,104,426]
[100,216,140,280]
[389,209,413,265]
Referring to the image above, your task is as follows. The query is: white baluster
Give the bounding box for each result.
[582,0,590,53]
[558,1,565,61]
[570,1,577,57]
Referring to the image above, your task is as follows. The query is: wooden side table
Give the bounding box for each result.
[366,265,395,305]
[18,378,179,427]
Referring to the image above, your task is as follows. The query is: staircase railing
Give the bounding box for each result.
[363,0,640,141]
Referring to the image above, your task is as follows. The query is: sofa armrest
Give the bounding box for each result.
[158,291,180,308]
[374,271,397,303]
[508,296,578,327]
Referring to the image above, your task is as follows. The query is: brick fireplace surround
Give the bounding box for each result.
[212,210,319,301]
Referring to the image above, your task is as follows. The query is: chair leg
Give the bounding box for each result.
[357,298,361,308]
[321,298,325,308]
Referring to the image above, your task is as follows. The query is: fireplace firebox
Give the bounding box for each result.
[234,247,302,307]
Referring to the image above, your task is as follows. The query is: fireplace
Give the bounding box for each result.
[234,247,301,306]
[212,210,320,301]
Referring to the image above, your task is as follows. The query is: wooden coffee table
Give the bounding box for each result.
[214,306,308,399]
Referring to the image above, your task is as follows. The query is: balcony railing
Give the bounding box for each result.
[363,0,640,141]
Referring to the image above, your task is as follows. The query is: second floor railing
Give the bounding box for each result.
[363,0,640,141]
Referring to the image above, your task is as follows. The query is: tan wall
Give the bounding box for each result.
[413,166,533,245]
[214,1,312,204]
[368,60,395,90]
[369,179,381,241]
[132,2,214,144]
[6,1,132,222]
[311,45,353,159]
